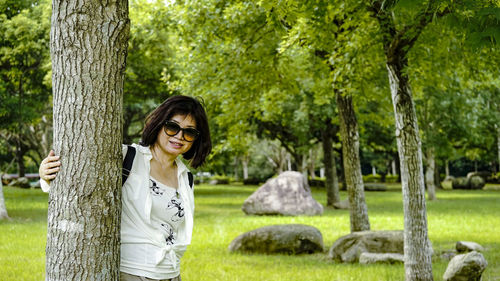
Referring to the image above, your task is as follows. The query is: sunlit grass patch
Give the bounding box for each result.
[1,183,499,280]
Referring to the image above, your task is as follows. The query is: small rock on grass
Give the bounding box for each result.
[456,241,484,253]
[443,251,487,281]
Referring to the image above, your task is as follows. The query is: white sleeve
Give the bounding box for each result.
[40,179,51,193]
[122,144,129,160]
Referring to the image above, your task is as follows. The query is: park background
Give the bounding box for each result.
[0,0,499,280]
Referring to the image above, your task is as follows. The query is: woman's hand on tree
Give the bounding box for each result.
[39,150,61,182]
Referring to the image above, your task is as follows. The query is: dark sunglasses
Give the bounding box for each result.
[164,121,200,142]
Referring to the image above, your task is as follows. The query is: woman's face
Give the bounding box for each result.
[155,114,197,158]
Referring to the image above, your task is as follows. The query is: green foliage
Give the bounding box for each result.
[123,0,177,143]
[363,174,398,183]
[208,174,233,184]
[0,0,51,171]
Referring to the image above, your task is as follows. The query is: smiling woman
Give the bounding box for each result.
[39,95,212,281]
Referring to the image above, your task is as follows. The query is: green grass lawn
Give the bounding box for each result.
[1,183,499,280]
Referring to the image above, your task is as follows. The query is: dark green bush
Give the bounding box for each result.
[309,178,326,188]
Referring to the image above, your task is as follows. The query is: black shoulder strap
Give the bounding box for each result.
[122,145,136,186]
[188,171,194,189]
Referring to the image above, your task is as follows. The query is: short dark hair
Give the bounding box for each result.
[140,95,212,168]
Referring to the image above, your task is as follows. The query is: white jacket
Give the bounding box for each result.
[41,143,195,279]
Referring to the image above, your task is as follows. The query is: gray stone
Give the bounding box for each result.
[242,171,323,216]
[440,250,458,261]
[359,252,404,264]
[328,230,404,263]
[452,176,485,190]
[468,176,485,190]
[333,199,349,210]
[443,251,488,281]
[7,177,30,188]
[228,224,324,255]
[452,177,470,189]
[456,241,484,253]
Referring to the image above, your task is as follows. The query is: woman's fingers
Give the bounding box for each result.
[45,166,60,175]
[40,150,61,182]
[44,161,61,169]
[44,173,58,180]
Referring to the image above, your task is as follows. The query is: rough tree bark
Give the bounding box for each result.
[242,155,249,180]
[386,57,433,281]
[309,149,316,179]
[369,1,439,279]
[497,124,500,172]
[425,147,437,200]
[0,179,9,220]
[322,119,340,206]
[46,1,129,280]
[336,92,370,232]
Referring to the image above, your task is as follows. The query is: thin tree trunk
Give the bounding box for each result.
[301,155,308,181]
[434,162,442,189]
[323,119,340,206]
[46,1,129,280]
[286,153,292,171]
[309,149,316,179]
[336,92,370,232]
[425,147,436,200]
[391,159,396,176]
[17,74,26,177]
[233,156,239,181]
[16,141,26,177]
[497,124,500,172]
[242,156,249,180]
[0,179,10,220]
[387,61,433,280]
[445,159,450,179]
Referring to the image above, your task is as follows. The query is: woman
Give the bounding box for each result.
[39,95,212,281]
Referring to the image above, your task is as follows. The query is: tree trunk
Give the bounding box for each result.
[323,120,340,207]
[301,155,308,181]
[445,159,450,179]
[425,147,436,201]
[233,156,239,181]
[336,92,370,232]
[242,156,249,180]
[17,74,26,177]
[309,149,316,179]
[286,153,292,171]
[386,60,433,280]
[434,162,442,189]
[46,1,129,280]
[391,159,396,176]
[16,140,26,177]
[497,124,500,172]
[0,179,10,220]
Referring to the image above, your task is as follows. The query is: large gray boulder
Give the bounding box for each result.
[452,176,485,190]
[452,177,470,189]
[359,252,404,264]
[443,251,488,281]
[242,171,323,216]
[468,176,485,190]
[328,230,404,263]
[228,224,324,255]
